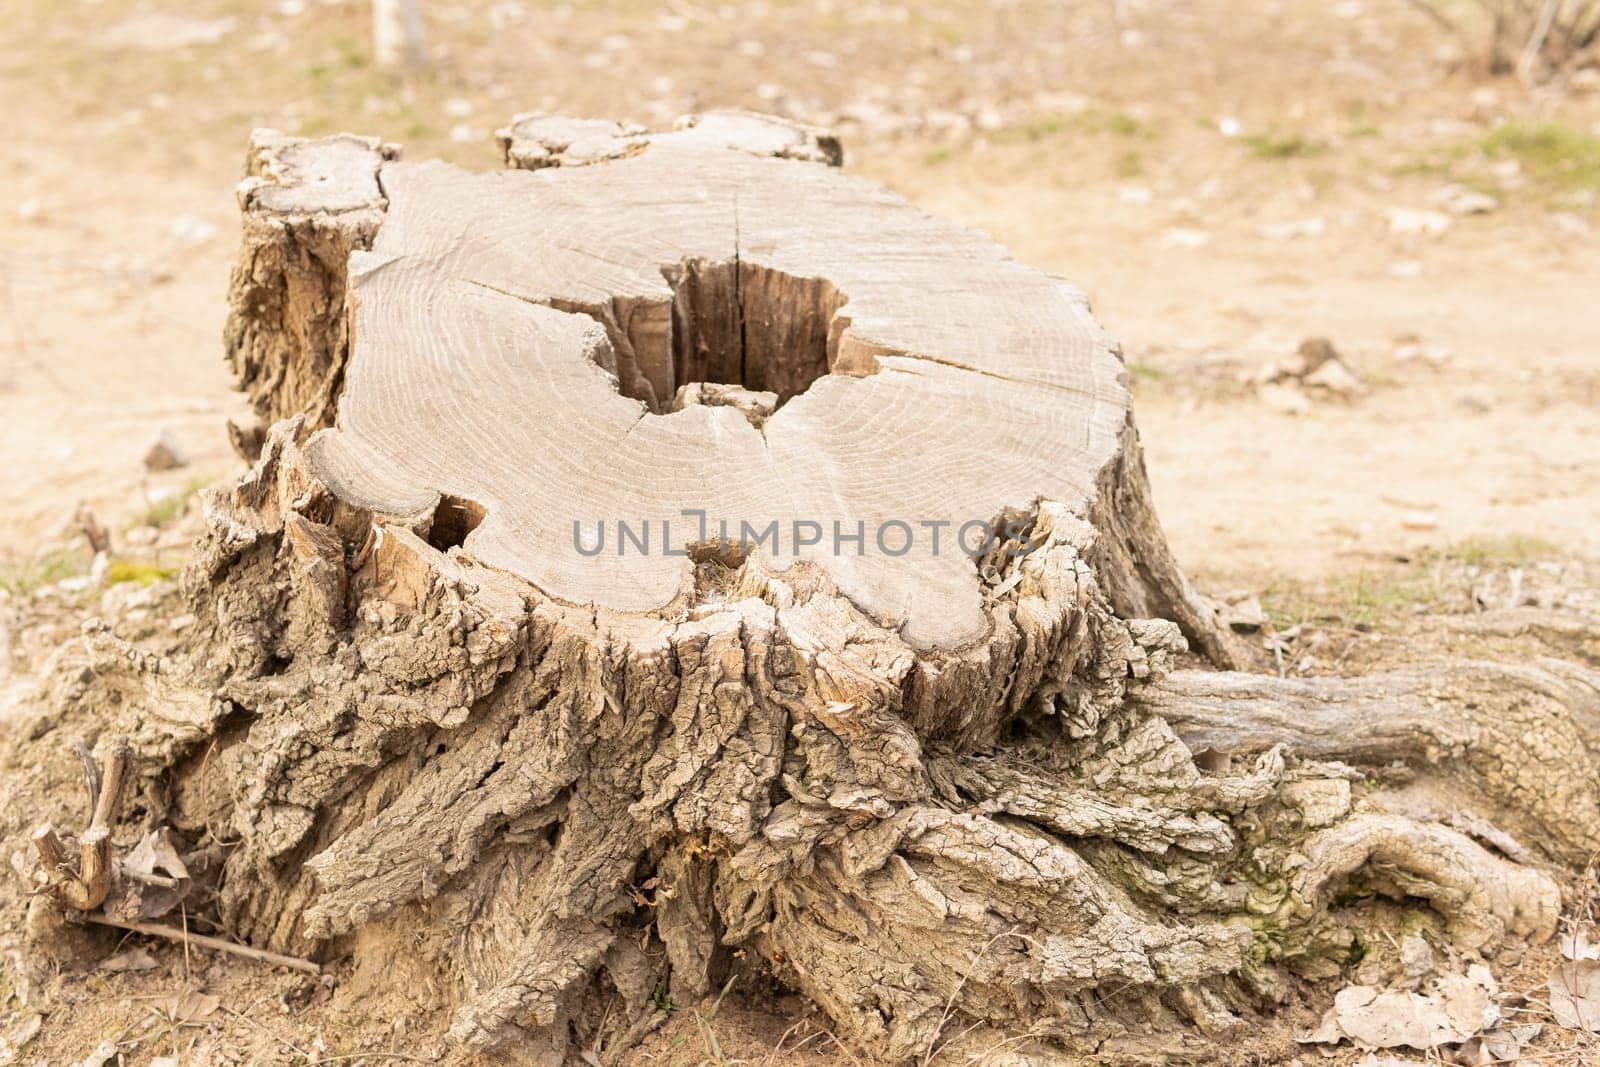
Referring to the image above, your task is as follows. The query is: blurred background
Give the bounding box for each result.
[1,0,1597,634]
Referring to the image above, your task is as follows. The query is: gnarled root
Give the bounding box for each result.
[27,421,1597,1064]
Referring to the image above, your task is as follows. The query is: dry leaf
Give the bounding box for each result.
[108,828,191,921]
[0,1015,42,1065]
[1299,965,1497,1050]
[98,947,159,973]
[1560,929,1600,961]
[162,990,221,1024]
[78,1040,119,1067]
[1455,1022,1538,1064]
[1549,959,1600,1031]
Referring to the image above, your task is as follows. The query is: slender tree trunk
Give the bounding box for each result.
[372,0,425,70]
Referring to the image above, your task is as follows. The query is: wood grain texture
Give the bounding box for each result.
[307,126,1126,651]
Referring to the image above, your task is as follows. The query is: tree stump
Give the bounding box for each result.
[41,114,1600,1064]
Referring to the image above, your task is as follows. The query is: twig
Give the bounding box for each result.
[86,915,321,975]
[1518,0,1562,80]
[1402,0,1470,39]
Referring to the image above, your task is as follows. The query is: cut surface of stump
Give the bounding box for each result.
[21,113,1599,1067]
[313,130,1124,651]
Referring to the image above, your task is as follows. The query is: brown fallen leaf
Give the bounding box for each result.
[1549,959,1600,1031]
[108,828,191,921]
[1300,965,1497,1050]
[1455,1022,1539,1064]
[161,990,220,1025]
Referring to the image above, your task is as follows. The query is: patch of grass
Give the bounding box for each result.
[1242,129,1327,160]
[1114,149,1145,179]
[1263,566,1441,631]
[1480,121,1600,192]
[1437,533,1558,567]
[1391,156,1452,179]
[106,560,178,586]
[1073,108,1151,138]
[1260,534,1561,630]
[922,146,955,165]
[1125,360,1168,385]
[135,478,206,529]
[996,108,1152,144]
[1349,122,1382,139]
[0,550,87,595]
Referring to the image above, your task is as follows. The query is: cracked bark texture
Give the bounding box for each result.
[34,116,1600,1065]
[223,129,400,439]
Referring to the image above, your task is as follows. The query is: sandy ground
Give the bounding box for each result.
[1,0,1598,1063]
[2,0,1597,600]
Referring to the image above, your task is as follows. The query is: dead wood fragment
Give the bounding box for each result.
[32,738,129,912]
[83,916,321,975]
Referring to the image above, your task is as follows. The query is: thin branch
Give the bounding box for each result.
[86,915,321,975]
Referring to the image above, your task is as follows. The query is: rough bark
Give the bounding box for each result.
[223,129,399,443]
[26,115,1600,1066]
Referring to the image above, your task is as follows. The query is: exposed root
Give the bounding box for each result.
[20,422,1595,1063]
[32,738,129,912]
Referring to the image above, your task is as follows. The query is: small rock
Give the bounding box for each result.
[142,430,189,472]
[1433,183,1498,216]
[16,197,41,222]
[1218,594,1267,632]
[1259,216,1326,240]
[1393,339,1452,366]
[170,214,216,248]
[1400,510,1438,531]
[1217,115,1243,138]
[1388,259,1425,278]
[1259,382,1312,415]
[1159,227,1210,250]
[1304,357,1364,397]
[1385,207,1452,236]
